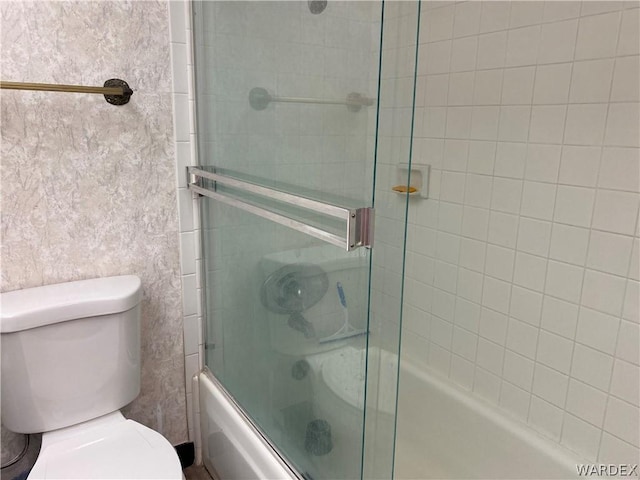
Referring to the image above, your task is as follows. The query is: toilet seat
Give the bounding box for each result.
[28,412,183,479]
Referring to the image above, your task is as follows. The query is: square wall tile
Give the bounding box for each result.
[470,106,500,140]
[599,433,640,465]
[473,70,504,106]
[559,146,601,188]
[510,286,543,326]
[510,2,544,28]
[480,2,511,34]
[581,2,626,16]
[576,307,620,355]
[537,330,574,374]
[618,8,640,56]
[179,231,197,275]
[424,4,455,42]
[605,103,640,148]
[465,174,493,208]
[545,261,584,304]
[561,414,602,462]
[459,240,486,273]
[488,211,519,248]
[514,252,548,292]
[452,326,478,361]
[448,72,475,106]
[482,277,511,316]
[564,104,608,146]
[553,185,595,227]
[517,217,552,257]
[533,63,572,104]
[571,343,614,391]
[532,363,569,408]
[461,206,490,240]
[616,321,640,366]
[468,140,497,174]
[541,295,579,339]
[599,147,640,192]
[549,224,590,266]
[183,315,200,356]
[529,395,563,441]
[525,144,561,183]
[453,1,481,38]
[543,2,581,23]
[569,59,614,103]
[498,106,531,142]
[610,359,640,406]
[611,56,640,103]
[503,350,535,390]
[178,188,195,232]
[476,337,505,374]
[485,244,515,282]
[491,177,523,214]
[575,12,622,61]
[495,142,527,179]
[604,396,640,447]
[450,36,478,73]
[586,230,633,276]
[581,269,628,316]
[182,274,198,317]
[506,317,539,359]
[539,19,578,64]
[499,381,531,420]
[520,181,557,220]
[450,355,475,389]
[529,106,567,144]
[479,306,509,343]
[566,379,608,427]
[501,67,535,105]
[474,367,502,403]
[455,297,481,333]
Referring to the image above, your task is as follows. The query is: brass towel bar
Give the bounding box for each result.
[0,78,133,105]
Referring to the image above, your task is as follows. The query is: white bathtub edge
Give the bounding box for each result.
[198,370,299,480]
[400,359,586,476]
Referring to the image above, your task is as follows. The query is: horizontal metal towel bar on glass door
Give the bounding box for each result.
[187,167,374,251]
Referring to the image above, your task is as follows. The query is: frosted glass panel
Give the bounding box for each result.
[192,2,419,478]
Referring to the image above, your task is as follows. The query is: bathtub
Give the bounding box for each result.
[198,371,298,480]
[198,348,582,480]
[394,360,582,479]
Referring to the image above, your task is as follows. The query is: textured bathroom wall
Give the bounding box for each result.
[0,0,187,451]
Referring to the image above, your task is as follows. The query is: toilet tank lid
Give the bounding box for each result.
[0,276,142,333]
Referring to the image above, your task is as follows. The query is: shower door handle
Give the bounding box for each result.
[187,167,374,251]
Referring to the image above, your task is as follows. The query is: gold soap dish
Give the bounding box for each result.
[392,185,419,194]
[392,163,430,199]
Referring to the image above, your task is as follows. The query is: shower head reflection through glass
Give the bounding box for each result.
[260,263,328,338]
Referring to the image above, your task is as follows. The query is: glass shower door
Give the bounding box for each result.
[191,2,420,479]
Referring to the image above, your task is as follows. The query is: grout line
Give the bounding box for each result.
[548,7,587,447]
[594,8,633,459]
[500,3,540,421]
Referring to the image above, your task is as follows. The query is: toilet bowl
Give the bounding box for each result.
[0,275,183,479]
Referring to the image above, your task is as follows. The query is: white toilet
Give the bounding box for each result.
[0,275,183,479]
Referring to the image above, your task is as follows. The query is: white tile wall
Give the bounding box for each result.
[169,0,640,469]
[403,0,640,465]
[169,0,203,462]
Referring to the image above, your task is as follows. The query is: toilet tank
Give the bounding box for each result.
[0,276,142,434]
